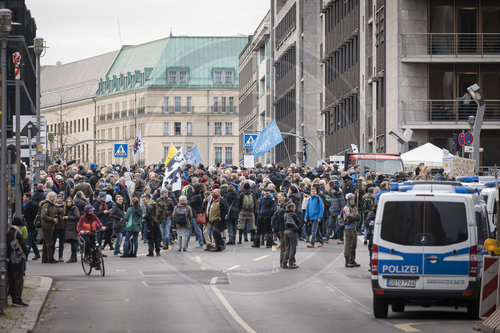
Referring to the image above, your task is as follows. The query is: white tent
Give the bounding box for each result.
[401,143,444,168]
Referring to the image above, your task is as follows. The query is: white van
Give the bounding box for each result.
[371,184,489,319]
[480,183,498,232]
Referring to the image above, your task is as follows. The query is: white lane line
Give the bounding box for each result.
[327,283,371,313]
[210,277,257,333]
[142,281,149,287]
[252,255,270,262]
[225,265,240,271]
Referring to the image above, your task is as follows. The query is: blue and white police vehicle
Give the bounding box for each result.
[371,182,489,319]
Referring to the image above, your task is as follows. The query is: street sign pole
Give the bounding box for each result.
[14,52,21,218]
[28,126,34,193]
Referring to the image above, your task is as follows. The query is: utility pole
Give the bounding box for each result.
[0,8,12,314]
[33,38,43,181]
[13,51,21,218]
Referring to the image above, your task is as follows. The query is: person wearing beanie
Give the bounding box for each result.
[7,217,28,306]
[172,196,193,252]
[328,183,345,243]
[237,182,257,244]
[93,191,112,251]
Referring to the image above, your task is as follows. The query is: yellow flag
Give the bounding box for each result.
[164,146,179,165]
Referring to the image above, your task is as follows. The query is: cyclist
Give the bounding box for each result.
[77,205,105,268]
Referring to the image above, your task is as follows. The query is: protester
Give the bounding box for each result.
[173,195,193,252]
[63,197,80,263]
[121,197,142,258]
[40,192,59,264]
[7,217,28,306]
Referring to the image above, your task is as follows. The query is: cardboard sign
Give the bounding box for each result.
[449,156,476,178]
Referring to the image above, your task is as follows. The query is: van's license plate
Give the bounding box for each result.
[387,279,416,288]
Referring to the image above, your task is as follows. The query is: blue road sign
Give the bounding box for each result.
[114,144,128,158]
[244,134,258,149]
[464,131,473,145]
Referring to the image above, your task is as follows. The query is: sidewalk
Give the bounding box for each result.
[0,275,53,333]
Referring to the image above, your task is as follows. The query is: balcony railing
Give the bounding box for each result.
[402,99,500,124]
[402,33,500,57]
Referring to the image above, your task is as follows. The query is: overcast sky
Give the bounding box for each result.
[25,0,270,66]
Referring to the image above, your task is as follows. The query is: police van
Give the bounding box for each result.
[480,182,498,231]
[371,183,489,319]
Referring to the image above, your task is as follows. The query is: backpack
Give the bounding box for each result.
[174,205,189,227]
[34,212,41,228]
[362,196,374,218]
[285,212,298,233]
[242,193,254,212]
[181,184,193,198]
[9,228,25,265]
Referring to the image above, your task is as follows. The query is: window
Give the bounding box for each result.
[221,97,226,113]
[225,147,233,164]
[174,122,181,136]
[175,97,181,113]
[169,71,177,84]
[164,147,169,160]
[187,122,192,136]
[215,122,222,136]
[163,122,169,136]
[229,97,234,113]
[179,71,187,84]
[214,147,222,165]
[115,127,119,138]
[78,119,81,132]
[122,126,127,139]
[214,71,222,85]
[213,97,219,113]
[163,97,169,113]
[224,71,233,85]
[86,118,89,131]
[225,122,232,136]
[129,125,134,138]
[187,97,192,113]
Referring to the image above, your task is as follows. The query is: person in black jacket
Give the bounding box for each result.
[224,185,239,245]
[110,195,125,256]
[93,192,112,250]
[62,197,80,263]
[283,202,302,269]
[22,193,40,260]
[186,184,204,248]
[252,188,277,248]
[7,218,29,306]
[142,195,160,256]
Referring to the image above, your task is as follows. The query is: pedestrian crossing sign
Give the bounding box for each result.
[114,144,128,158]
[244,134,258,149]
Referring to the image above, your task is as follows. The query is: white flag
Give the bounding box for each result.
[162,149,184,192]
[132,128,145,163]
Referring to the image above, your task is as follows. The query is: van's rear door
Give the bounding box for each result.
[377,199,425,290]
[422,198,470,290]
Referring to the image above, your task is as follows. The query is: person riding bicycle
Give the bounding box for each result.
[77,205,105,263]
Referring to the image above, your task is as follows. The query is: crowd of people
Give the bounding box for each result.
[8,158,441,306]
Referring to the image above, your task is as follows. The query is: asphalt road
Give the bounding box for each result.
[28,236,480,333]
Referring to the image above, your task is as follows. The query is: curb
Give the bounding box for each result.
[11,276,53,333]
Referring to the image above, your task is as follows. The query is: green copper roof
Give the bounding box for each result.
[97,36,248,96]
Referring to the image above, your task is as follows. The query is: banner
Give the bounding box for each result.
[442,149,453,173]
[449,156,476,178]
[132,128,145,163]
[252,120,283,158]
[162,149,184,192]
[184,146,203,165]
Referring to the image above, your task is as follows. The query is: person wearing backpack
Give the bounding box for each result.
[7,217,29,307]
[173,196,193,252]
[343,193,361,267]
[283,203,302,269]
[121,197,142,258]
[328,184,346,244]
[206,188,228,252]
[237,182,257,244]
[361,187,375,245]
[252,188,277,248]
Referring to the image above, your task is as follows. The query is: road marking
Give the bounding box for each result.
[394,321,472,332]
[194,256,202,263]
[200,266,209,271]
[252,255,269,262]
[226,265,240,271]
[327,283,371,313]
[271,246,277,252]
[115,269,126,272]
[142,281,149,287]
[210,277,257,333]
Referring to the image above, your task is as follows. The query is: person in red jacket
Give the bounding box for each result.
[77,205,104,259]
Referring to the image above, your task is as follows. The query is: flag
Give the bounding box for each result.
[164,146,179,166]
[252,120,283,158]
[184,146,203,165]
[132,128,145,163]
[162,149,184,192]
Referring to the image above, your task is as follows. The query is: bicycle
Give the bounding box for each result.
[79,228,106,277]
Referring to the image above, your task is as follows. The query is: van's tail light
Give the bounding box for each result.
[469,245,478,277]
[372,244,379,275]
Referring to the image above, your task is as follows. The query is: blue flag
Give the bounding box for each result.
[252,120,284,158]
[184,146,203,165]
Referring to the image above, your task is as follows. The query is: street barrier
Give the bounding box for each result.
[480,256,500,318]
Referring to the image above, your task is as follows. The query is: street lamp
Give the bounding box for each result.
[388,128,413,153]
[0,8,12,314]
[466,83,485,174]
[33,37,44,184]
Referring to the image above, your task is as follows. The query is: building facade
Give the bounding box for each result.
[41,52,118,164]
[95,36,247,167]
[271,0,323,165]
[238,11,272,163]
[322,0,500,171]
